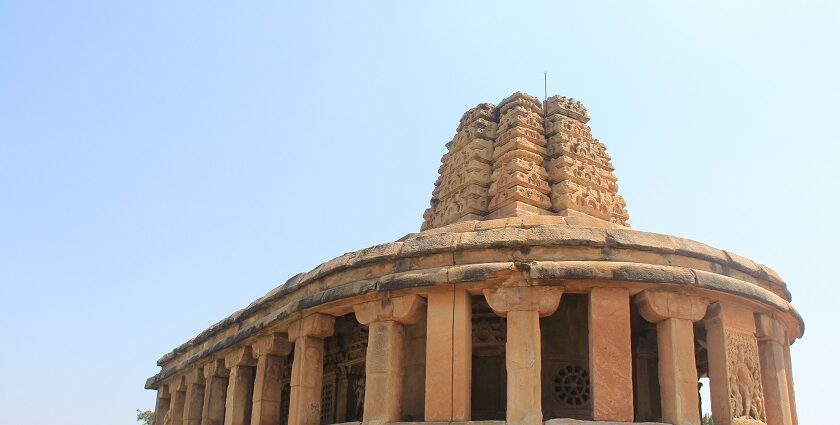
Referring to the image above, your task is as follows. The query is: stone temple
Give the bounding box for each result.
[146,92,803,425]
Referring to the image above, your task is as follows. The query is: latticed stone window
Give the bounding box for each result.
[553,364,591,406]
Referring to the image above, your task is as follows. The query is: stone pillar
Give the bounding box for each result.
[168,377,187,425]
[250,333,292,425]
[705,303,767,425]
[632,328,659,422]
[202,359,229,425]
[483,285,562,425]
[636,290,709,425]
[154,384,171,425]
[589,287,633,422]
[334,372,350,423]
[424,287,472,422]
[782,343,798,425]
[224,347,257,425]
[756,314,794,425]
[354,295,426,425]
[184,369,207,425]
[287,313,336,425]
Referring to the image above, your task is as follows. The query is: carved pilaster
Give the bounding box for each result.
[705,303,767,425]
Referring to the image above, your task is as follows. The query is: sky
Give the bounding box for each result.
[1,1,838,424]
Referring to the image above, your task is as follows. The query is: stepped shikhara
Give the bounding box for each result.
[422,92,628,231]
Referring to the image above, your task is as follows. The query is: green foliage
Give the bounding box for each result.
[136,409,153,425]
[702,412,714,425]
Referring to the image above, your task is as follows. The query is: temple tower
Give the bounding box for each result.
[423,92,627,231]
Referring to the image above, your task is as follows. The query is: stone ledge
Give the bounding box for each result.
[147,260,803,389]
[296,223,786,295]
[154,222,794,367]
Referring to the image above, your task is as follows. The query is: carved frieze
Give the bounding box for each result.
[422,91,630,229]
[489,158,550,196]
[547,156,618,192]
[550,180,629,224]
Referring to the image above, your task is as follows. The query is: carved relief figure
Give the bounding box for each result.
[726,331,766,423]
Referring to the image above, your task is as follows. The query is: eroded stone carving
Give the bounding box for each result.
[422,91,630,230]
[727,330,767,424]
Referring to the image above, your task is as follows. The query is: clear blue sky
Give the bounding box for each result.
[1,1,837,424]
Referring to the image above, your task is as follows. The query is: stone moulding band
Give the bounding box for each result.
[146,252,802,389]
[148,221,800,387]
[160,224,789,360]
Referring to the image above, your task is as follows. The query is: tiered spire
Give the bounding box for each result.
[422,92,628,231]
[543,96,629,224]
[488,93,552,217]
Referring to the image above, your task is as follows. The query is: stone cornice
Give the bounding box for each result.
[146,220,800,390]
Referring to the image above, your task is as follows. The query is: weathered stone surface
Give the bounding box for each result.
[458,227,529,249]
[634,290,708,323]
[606,228,677,253]
[146,91,803,425]
[589,288,633,422]
[425,288,471,421]
[525,226,607,247]
[694,270,789,311]
[705,303,768,425]
[756,314,795,425]
[399,233,459,256]
[528,261,695,284]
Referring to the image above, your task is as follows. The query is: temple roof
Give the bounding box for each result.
[422,92,628,231]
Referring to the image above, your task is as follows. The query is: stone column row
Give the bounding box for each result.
[153,287,797,425]
[155,286,637,425]
[152,334,291,425]
[636,291,798,425]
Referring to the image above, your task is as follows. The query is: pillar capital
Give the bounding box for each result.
[203,358,229,379]
[635,290,708,323]
[185,367,205,386]
[353,294,425,325]
[288,313,335,342]
[756,313,787,345]
[224,346,256,369]
[168,375,187,394]
[483,286,562,317]
[252,332,292,357]
[705,302,757,333]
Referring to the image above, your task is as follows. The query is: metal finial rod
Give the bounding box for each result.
[543,72,548,117]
